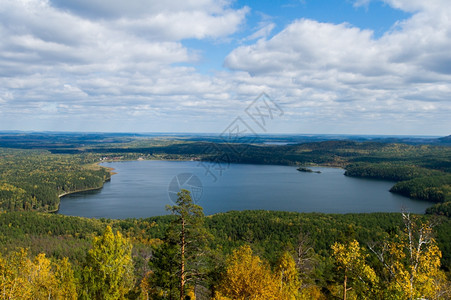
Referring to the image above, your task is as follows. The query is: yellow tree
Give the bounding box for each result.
[54,257,78,299]
[0,248,33,299]
[0,249,78,299]
[216,245,279,300]
[83,226,134,300]
[30,253,59,299]
[275,251,301,299]
[331,240,378,300]
[386,213,448,299]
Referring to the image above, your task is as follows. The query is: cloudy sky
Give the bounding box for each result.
[0,0,450,135]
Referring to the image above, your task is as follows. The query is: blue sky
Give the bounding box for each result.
[0,0,450,135]
[185,0,412,73]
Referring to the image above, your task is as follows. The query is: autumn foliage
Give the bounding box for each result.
[0,249,77,299]
[0,209,449,299]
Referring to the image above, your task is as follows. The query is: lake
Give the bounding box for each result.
[57,160,432,219]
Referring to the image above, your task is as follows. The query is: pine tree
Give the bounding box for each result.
[147,241,180,299]
[166,189,209,300]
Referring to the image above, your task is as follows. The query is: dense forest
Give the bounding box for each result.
[0,149,110,212]
[0,134,450,298]
[1,195,450,299]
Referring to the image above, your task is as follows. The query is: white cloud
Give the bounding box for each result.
[245,23,276,41]
[226,20,379,75]
[50,0,230,19]
[0,0,450,134]
[0,0,247,132]
[116,8,249,41]
[48,0,249,41]
[223,0,451,134]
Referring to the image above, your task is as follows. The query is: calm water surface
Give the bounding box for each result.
[58,161,432,219]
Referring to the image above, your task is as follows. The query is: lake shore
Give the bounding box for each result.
[49,163,116,213]
[48,185,106,214]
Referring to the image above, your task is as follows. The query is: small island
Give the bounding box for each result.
[297,167,321,173]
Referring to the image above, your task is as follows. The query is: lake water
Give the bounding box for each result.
[58,161,432,219]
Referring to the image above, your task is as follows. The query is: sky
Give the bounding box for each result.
[0,0,450,135]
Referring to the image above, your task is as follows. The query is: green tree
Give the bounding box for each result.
[82,226,134,300]
[147,241,180,299]
[166,189,209,300]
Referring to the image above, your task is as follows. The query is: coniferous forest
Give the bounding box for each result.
[0,133,450,299]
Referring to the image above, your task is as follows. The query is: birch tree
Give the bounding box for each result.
[332,240,378,300]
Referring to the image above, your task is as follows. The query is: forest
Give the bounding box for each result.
[0,194,450,299]
[0,134,450,298]
[0,149,110,212]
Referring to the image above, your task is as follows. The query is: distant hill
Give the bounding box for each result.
[438,135,451,145]
[0,131,450,150]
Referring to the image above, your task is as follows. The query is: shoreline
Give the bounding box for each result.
[102,165,117,175]
[58,185,106,199]
[48,185,107,214]
[49,163,116,214]
[100,157,347,169]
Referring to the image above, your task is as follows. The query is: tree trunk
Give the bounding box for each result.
[343,273,347,300]
[180,218,186,300]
